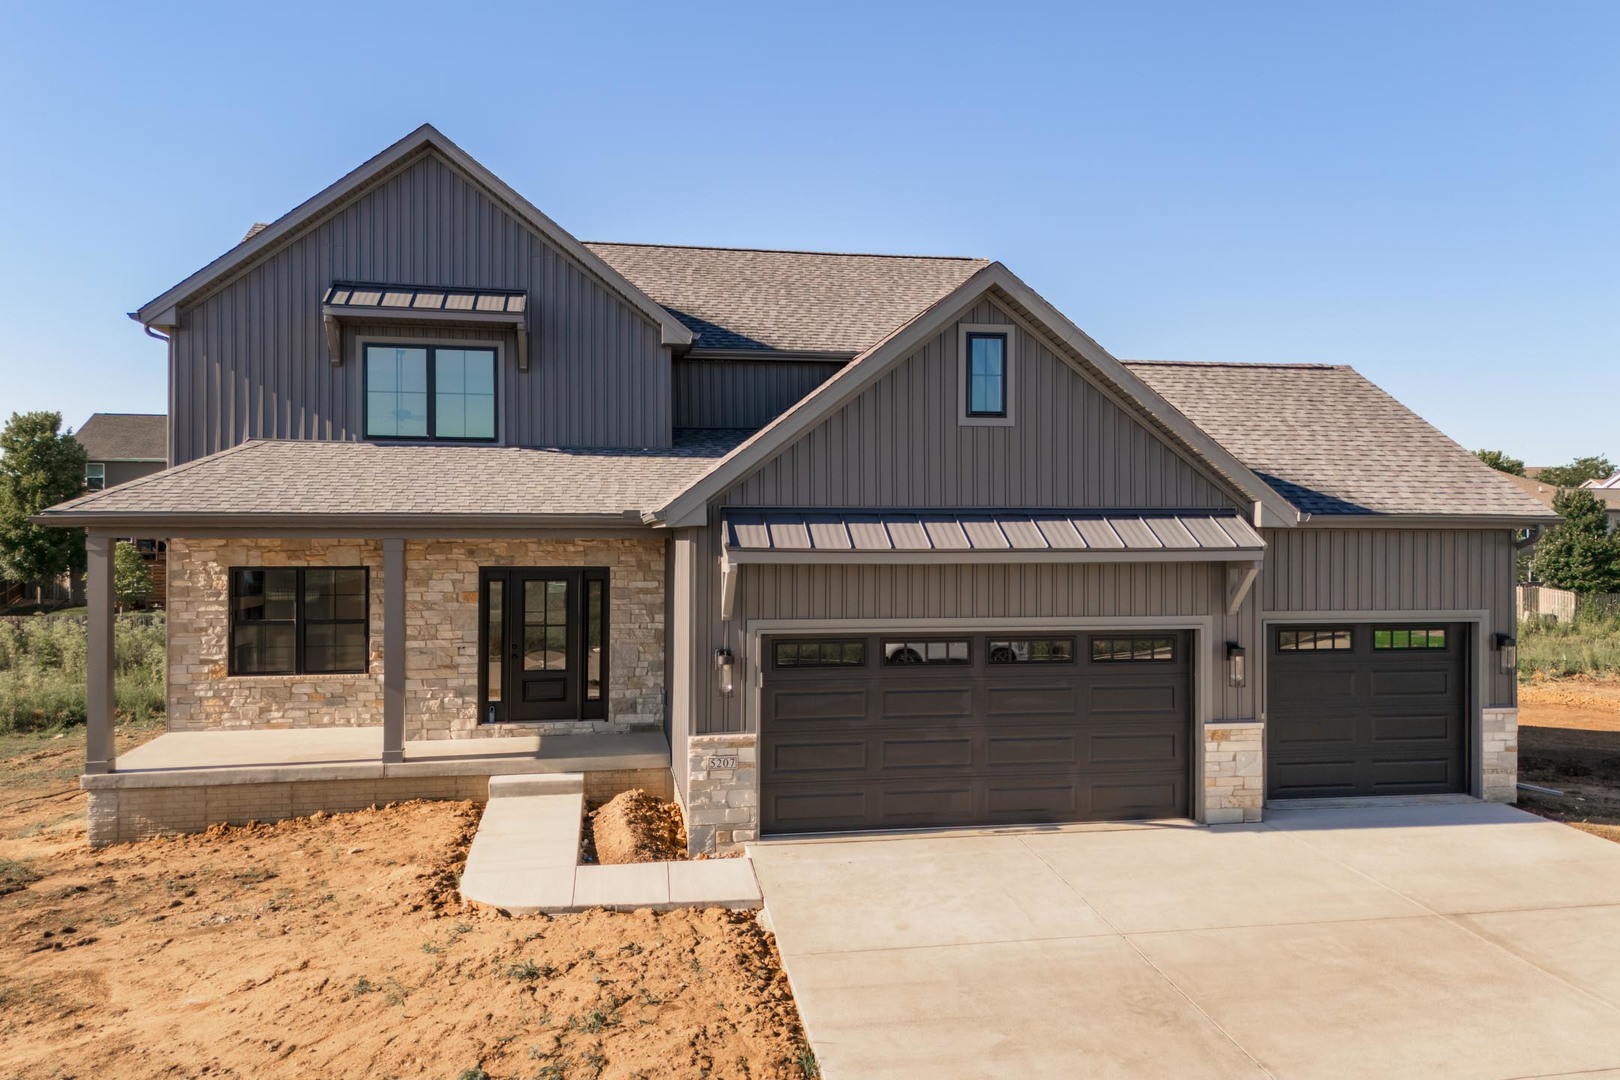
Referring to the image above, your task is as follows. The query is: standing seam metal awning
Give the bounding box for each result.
[321,281,530,369]
[722,510,1266,564]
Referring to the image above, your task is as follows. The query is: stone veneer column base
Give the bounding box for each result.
[682,733,758,855]
[1205,722,1264,825]
[1482,707,1519,803]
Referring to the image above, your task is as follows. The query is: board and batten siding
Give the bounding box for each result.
[169,149,668,464]
[723,299,1243,511]
[673,359,845,430]
[1260,527,1518,707]
[680,519,1260,736]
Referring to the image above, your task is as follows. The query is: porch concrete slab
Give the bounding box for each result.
[572,863,670,910]
[1265,802,1620,913]
[1452,903,1620,1007]
[749,833,1112,956]
[668,858,761,908]
[783,935,1267,1080]
[1023,824,1427,934]
[1129,915,1620,1080]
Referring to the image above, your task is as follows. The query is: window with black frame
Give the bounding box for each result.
[364,344,496,441]
[230,567,368,675]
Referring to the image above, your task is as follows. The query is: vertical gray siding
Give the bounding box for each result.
[673,359,845,429]
[690,517,1259,735]
[724,299,1240,511]
[1260,527,1518,706]
[170,150,669,464]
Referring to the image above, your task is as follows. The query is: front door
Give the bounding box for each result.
[480,568,609,724]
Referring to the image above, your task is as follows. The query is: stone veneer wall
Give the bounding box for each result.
[1203,722,1264,824]
[1481,707,1518,802]
[167,536,666,740]
[681,733,759,854]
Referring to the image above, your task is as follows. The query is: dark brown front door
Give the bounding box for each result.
[759,632,1191,835]
[1267,622,1467,798]
[480,568,609,724]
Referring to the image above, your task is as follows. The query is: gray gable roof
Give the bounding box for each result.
[583,243,989,355]
[1124,361,1554,519]
[74,413,167,462]
[39,430,748,526]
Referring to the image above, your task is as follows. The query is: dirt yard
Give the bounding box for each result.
[0,729,811,1080]
[1517,677,1620,844]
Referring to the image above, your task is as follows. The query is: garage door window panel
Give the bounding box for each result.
[988,638,1075,664]
[774,640,866,669]
[1090,636,1175,662]
[884,640,970,666]
[1373,627,1448,650]
[1277,627,1353,651]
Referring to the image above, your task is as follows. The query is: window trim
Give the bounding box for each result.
[85,462,105,491]
[227,566,370,677]
[361,338,501,443]
[958,323,1016,427]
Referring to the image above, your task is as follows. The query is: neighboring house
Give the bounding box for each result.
[72,412,170,606]
[38,125,1556,850]
[1507,472,1620,536]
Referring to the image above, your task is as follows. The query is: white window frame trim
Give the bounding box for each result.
[958,322,1016,427]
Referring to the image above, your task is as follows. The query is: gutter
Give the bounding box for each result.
[31,510,650,531]
[128,311,171,341]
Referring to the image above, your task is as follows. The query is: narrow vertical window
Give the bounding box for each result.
[965,332,1008,418]
[485,578,503,714]
[585,577,604,701]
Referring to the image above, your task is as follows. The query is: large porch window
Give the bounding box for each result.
[229,567,369,675]
[479,567,609,723]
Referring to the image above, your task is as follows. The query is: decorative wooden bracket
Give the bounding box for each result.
[1226,560,1262,615]
[324,314,343,366]
[719,553,737,622]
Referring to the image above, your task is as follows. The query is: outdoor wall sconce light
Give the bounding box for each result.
[715,648,736,695]
[1227,642,1247,688]
[1495,633,1517,675]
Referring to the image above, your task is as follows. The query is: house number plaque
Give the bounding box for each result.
[705,755,738,770]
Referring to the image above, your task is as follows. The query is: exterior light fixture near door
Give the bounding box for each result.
[715,648,736,695]
[1226,642,1247,688]
[1495,632,1517,675]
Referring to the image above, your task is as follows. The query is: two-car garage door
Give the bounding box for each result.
[759,632,1191,835]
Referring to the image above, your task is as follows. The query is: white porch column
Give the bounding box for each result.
[84,533,116,774]
[382,537,405,764]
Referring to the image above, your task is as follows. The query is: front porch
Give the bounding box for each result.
[81,726,672,846]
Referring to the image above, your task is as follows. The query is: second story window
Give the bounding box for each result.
[965,332,1008,417]
[364,344,497,441]
[85,463,106,491]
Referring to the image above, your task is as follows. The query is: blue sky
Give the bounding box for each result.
[0,1,1613,465]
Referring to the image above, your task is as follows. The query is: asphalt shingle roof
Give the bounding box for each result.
[74,413,167,462]
[583,243,989,354]
[41,430,748,522]
[1125,361,1554,518]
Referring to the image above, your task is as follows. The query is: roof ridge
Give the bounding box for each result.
[1122,359,1350,370]
[583,240,989,263]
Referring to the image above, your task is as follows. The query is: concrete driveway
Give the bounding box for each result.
[749,802,1620,1080]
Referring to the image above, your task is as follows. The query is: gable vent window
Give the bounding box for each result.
[965,332,1008,417]
[364,344,496,441]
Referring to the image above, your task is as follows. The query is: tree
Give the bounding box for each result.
[1475,449,1525,476]
[0,411,87,590]
[111,542,154,611]
[1534,488,1620,593]
[1538,455,1615,489]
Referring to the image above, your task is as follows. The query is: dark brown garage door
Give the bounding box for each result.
[759,632,1191,835]
[1267,623,1467,798]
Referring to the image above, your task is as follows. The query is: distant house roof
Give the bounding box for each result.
[36,430,749,528]
[74,413,167,463]
[1501,472,1561,509]
[584,243,989,356]
[1123,362,1556,520]
[1587,472,1620,490]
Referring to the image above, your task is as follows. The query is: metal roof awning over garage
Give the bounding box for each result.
[717,510,1267,619]
[722,510,1266,565]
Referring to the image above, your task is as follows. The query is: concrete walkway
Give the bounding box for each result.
[751,803,1620,1080]
[459,775,761,914]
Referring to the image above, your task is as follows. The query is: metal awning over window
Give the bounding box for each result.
[723,510,1265,564]
[321,282,530,369]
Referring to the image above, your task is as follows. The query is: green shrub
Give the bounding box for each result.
[1518,613,1620,680]
[0,614,165,732]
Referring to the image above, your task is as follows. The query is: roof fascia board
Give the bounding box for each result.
[683,348,858,363]
[135,125,693,349]
[656,263,1300,528]
[33,510,652,534]
[1287,514,1562,529]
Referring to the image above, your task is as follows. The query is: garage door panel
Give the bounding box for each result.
[879,736,975,770]
[761,631,1191,834]
[880,686,974,718]
[770,688,869,722]
[1268,622,1465,799]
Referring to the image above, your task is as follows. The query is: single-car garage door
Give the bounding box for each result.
[1267,622,1467,798]
[759,632,1191,835]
